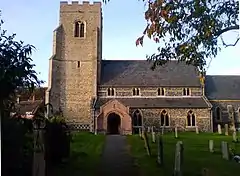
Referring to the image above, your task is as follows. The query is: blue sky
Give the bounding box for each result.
[1,0,239,86]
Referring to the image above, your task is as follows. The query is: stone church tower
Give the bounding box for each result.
[46,1,102,126]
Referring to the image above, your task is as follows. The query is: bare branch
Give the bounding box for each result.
[216,25,240,37]
[221,36,240,47]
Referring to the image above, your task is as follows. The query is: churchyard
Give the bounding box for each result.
[50,132,105,176]
[127,127,240,176]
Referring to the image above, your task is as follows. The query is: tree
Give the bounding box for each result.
[0,14,43,110]
[104,0,239,73]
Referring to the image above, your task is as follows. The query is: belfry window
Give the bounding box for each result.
[74,21,85,38]
[107,88,115,96]
[133,88,140,96]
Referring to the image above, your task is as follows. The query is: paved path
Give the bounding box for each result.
[97,135,139,176]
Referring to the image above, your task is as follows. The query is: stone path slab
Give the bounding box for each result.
[97,135,139,176]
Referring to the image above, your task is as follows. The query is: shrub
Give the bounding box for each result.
[45,116,72,167]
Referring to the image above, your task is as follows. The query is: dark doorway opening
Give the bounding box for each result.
[107,113,121,134]
[132,110,143,134]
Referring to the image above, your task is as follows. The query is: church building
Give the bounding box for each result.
[45,1,240,134]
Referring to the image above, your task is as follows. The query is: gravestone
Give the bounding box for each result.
[147,126,151,133]
[232,130,237,142]
[224,124,229,136]
[217,124,222,134]
[157,134,164,166]
[174,141,184,176]
[32,118,46,176]
[139,128,142,138]
[151,127,156,143]
[195,126,199,134]
[221,141,229,160]
[209,140,214,153]
[175,127,178,138]
[143,131,151,156]
[161,125,165,135]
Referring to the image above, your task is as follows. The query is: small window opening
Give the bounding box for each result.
[77,61,80,68]
[133,88,140,96]
[183,88,190,96]
[107,88,115,96]
[157,88,165,96]
[160,110,170,126]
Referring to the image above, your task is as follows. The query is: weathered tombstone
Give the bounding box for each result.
[161,125,165,135]
[221,141,229,160]
[195,126,199,134]
[143,130,151,156]
[151,127,156,143]
[232,130,237,142]
[147,126,151,133]
[174,141,184,176]
[157,134,164,166]
[175,126,178,138]
[139,128,142,138]
[224,124,229,136]
[209,140,214,153]
[32,118,46,176]
[217,124,222,135]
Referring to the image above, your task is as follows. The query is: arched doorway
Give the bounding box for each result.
[107,113,121,134]
[132,110,143,134]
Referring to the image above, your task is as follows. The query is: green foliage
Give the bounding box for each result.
[2,116,34,176]
[45,116,72,168]
[0,13,43,109]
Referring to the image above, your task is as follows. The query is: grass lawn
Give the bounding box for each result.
[127,132,240,176]
[53,132,105,176]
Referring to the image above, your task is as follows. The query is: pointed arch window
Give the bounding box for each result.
[133,88,140,96]
[160,110,170,126]
[215,107,221,121]
[74,21,85,38]
[187,110,196,126]
[157,87,165,96]
[107,88,115,96]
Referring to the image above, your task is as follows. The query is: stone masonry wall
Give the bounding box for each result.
[210,100,240,127]
[98,86,203,97]
[49,1,102,123]
[130,108,212,132]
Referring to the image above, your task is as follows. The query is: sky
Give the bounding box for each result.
[1,0,240,87]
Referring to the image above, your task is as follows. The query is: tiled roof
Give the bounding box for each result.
[15,100,43,115]
[100,60,201,87]
[205,75,240,100]
[95,97,210,108]
[18,87,47,101]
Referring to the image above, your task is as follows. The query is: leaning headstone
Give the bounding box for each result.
[32,118,46,176]
[157,134,164,166]
[143,131,151,156]
[174,141,184,176]
[195,126,199,134]
[221,141,229,160]
[224,124,229,136]
[175,127,178,138]
[151,127,156,143]
[209,140,214,153]
[217,124,222,135]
